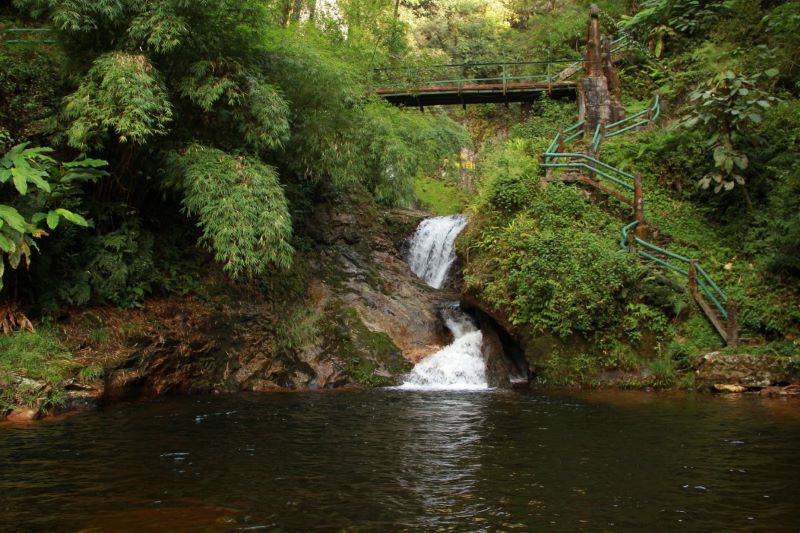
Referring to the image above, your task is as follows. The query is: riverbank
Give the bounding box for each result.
[2,199,799,423]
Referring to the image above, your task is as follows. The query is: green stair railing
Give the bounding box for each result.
[619,221,729,319]
[539,93,737,344]
[606,95,660,138]
[2,28,56,45]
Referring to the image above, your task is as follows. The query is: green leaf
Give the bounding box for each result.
[0,233,15,253]
[62,158,108,169]
[764,68,779,78]
[0,205,27,233]
[47,211,60,230]
[54,208,89,227]
[11,169,28,195]
[31,212,47,225]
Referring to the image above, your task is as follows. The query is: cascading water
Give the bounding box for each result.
[406,214,468,290]
[401,215,489,390]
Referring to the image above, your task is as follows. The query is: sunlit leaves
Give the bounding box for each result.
[64,52,173,150]
[167,145,294,276]
[0,143,105,291]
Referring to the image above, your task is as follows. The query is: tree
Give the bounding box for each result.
[682,69,779,199]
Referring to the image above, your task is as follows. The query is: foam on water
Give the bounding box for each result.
[398,306,489,391]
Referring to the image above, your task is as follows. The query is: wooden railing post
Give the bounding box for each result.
[634,174,646,238]
[726,299,738,347]
[626,228,636,253]
[688,260,698,297]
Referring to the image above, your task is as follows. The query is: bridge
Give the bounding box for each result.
[375,60,581,108]
[375,37,627,109]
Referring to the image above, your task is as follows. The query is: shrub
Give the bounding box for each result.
[0,327,73,412]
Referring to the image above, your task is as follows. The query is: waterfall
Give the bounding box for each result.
[398,306,488,390]
[406,215,468,289]
[400,215,489,391]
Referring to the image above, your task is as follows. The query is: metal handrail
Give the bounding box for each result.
[543,152,635,180]
[606,95,660,136]
[619,221,728,317]
[2,27,57,45]
[541,162,634,191]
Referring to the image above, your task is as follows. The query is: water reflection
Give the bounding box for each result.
[390,391,490,527]
[0,390,799,531]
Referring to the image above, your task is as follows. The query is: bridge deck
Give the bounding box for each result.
[376,80,577,107]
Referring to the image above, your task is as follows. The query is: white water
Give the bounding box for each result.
[406,215,468,289]
[398,307,488,390]
[401,215,489,391]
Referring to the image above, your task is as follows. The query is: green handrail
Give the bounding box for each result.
[543,152,636,180]
[591,123,602,153]
[605,95,660,135]
[2,27,56,45]
[541,162,634,191]
[619,221,728,318]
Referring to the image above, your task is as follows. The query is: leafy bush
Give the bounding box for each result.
[64,52,173,150]
[0,326,72,412]
[464,185,642,339]
[0,143,104,292]
[166,144,293,277]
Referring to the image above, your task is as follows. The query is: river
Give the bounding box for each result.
[1,390,798,531]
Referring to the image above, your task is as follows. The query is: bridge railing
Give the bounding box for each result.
[374,59,579,92]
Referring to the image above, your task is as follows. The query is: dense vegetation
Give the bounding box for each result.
[451,0,800,384]
[1,0,799,406]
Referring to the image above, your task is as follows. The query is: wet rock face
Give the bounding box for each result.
[64,187,452,405]
[696,352,795,389]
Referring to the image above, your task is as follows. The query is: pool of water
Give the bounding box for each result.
[1,390,798,531]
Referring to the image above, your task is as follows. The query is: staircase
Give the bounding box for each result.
[541,95,739,346]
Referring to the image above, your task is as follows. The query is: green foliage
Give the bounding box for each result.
[77,220,159,308]
[64,52,173,150]
[683,69,779,193]
[413,175,465,215]
[78,363,103,380]
[167,145,293,277]
[464,184,641,339]
[647,356,676,387]
[0,326,72,412]
[622,0,729,52]
[0,45,63,145]
[476,139,539,213]
[0,143,104,291]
